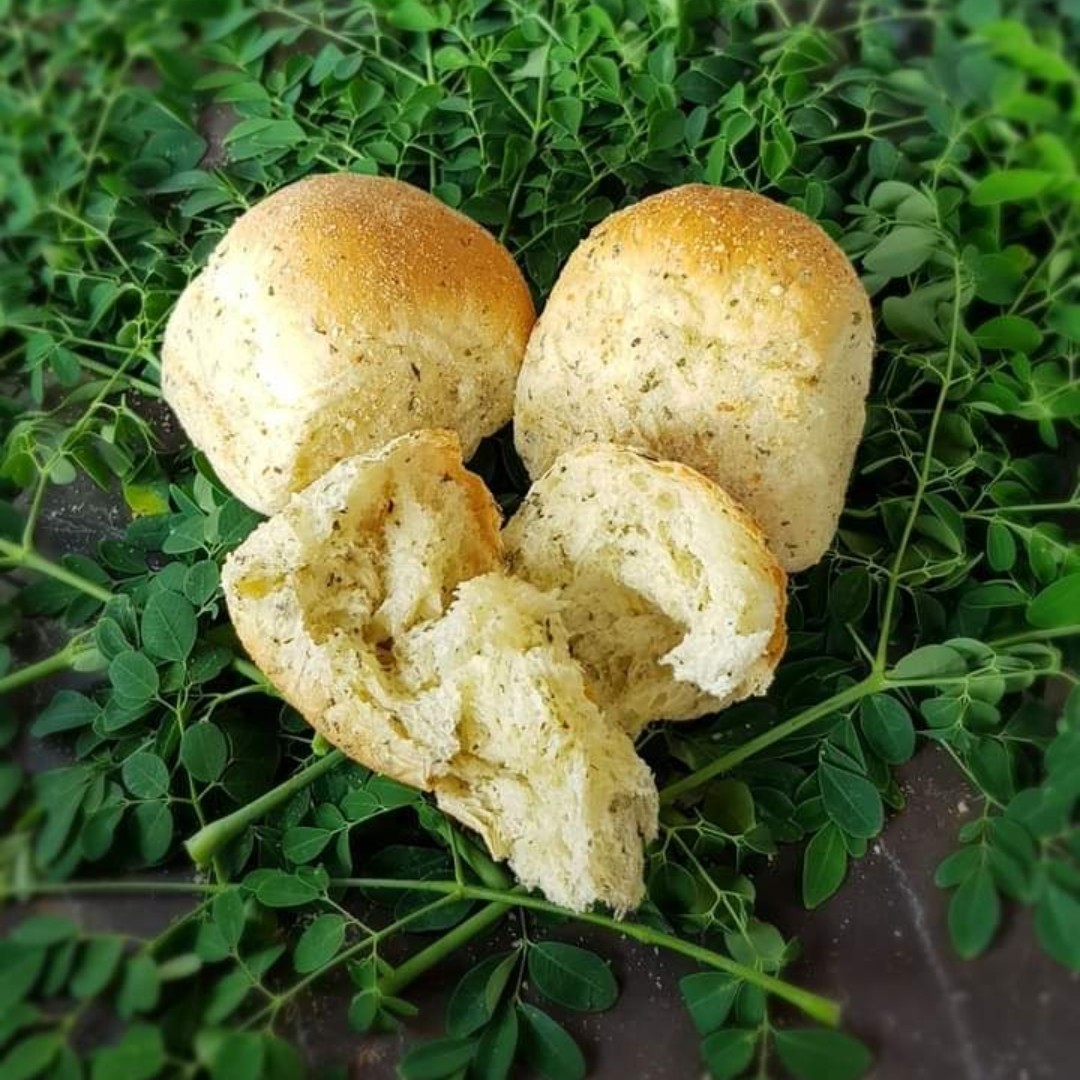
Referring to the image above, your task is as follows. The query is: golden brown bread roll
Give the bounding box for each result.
[513,184,874,571]
[163,173,535,515]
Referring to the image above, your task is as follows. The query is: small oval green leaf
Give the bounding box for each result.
[702,1028,757,1080]
[819,763,884,838]
[802,823,849,909]
[517,1004,585,1080]
[293,914,346,974]
[398,1037,475,1080]
[948,866,1001,959]
[180,724,228,783]
[773,1028,873,1080]
[859,695,916,764]
[527,942,618,1012]
[141,590,198,662]
[122,751,170,799]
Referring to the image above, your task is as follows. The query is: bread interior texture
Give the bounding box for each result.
[504,444,785,735]
[401,575,657,914]
[223,431,657,914]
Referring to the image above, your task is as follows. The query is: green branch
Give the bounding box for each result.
[0,538,112,604]
[11,875,838,1025]
[185,750,346,865]
[966,500,1079,517]
[230,657,277,692]
[249,894,465,1027]
[988,626,1080,648]
[873,257,964,671]
[0,641,95,695]
[660,675,885,805]
[336,878,841,1027]
[379,898,515,998]
[79,356,162,397]
[6,879,219,899]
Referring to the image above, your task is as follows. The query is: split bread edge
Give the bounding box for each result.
[504,443,787,736]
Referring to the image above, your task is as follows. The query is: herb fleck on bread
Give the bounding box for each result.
[164,173,535,515]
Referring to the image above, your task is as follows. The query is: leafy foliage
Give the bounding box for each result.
[0,0,1077,1078]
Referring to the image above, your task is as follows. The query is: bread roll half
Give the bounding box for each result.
[222,430,656,913]
[513,184,874,571]
[504,444,786,735]
[164,173,535,515]
[400,575,657,914]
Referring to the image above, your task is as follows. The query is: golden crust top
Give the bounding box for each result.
[573,184,869,352]
[211,172,535,356]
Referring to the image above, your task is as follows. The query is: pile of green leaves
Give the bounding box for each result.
[1,0,1078,1078]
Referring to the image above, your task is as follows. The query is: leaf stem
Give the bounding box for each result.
[247,894,464,1027]
[988,626,1080,648]
[9,879,219,898]
[336,879,840,1027]
[78,356,162,397]
[0,538,113,604]
[17,876,838,1024]
[659,675,885,805]
[21,474,48,549]
[271,6,426,86]
[812,116,924,144]
[230,657,277,691]
[144,895,217,957]
[184,750,345,866]
[378,898,515,997]
[0,641,92,695]
[965,501,1079,517]
[873,256,964,671]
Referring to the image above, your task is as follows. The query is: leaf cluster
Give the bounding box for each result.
[1,1,1078,1079]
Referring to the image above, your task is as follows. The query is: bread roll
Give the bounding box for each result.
[503,444,786,735]
[513,184,874,571]
[222,430,656,913]
[163,173,535,515]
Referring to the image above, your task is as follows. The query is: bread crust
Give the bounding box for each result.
[164,173,535,514]
[221,429,503,788]
[514,184,874,571]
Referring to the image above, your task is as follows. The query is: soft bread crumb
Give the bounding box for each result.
[407,576,657,913]
[503,443,787,735]
[222,430,656,913]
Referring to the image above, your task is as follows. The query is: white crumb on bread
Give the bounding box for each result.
[404,575,657,913]
[503,443,787,735]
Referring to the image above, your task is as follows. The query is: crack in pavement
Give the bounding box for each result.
[879,839,988,1080]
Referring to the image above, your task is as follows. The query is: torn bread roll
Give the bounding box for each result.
[222,430,656,913]
[163,173,535,515]
[503,444,786,735]
[513,184,874,571]
[398,574,658,913]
